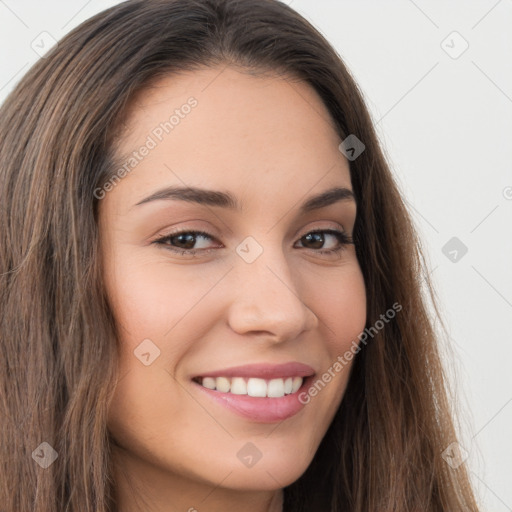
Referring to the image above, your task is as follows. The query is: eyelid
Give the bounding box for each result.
[148,221,221,243]
[152,220,349,245]
[293,220,347,240]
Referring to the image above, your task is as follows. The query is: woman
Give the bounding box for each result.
[0,0,480,510]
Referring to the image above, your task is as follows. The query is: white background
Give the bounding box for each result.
[1,1,511,510]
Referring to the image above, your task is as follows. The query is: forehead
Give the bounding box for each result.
[120,65,339,134]
[108,66,352,210]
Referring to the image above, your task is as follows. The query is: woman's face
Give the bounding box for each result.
[100,66,366,502]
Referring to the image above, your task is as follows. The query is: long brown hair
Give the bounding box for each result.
[0,0,480,510]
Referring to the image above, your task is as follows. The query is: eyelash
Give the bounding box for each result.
[152,228,353,258]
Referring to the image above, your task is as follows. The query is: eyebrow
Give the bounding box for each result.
[133,185,355,213]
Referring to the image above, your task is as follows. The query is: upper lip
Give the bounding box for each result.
[193,362,316,380]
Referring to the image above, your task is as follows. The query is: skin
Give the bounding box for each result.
[99,66,367,512]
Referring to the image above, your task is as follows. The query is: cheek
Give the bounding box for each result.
[307,261,367,354]
[298,262,366,410]
[104,254,224,346]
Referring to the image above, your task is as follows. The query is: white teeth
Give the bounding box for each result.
[247,378,267,397]
[202,377,216,390]
[267,378,285,398]
[284,377,293,394]
[197,376,305,397]
[216,377,231,393]
[230,377,247,395]
[291,376,302,393]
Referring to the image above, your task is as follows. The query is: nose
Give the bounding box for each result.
[226,245,318,343]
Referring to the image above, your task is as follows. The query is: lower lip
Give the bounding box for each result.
[192,377,313,423]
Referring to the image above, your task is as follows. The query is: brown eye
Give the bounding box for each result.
[153,230,218,255]
[301,232,326,249]
[296,229,352,255]
[170,233,198,250]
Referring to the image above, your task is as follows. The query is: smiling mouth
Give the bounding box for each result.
[192,376,304,398]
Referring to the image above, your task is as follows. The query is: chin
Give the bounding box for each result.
[211,445,315,490]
